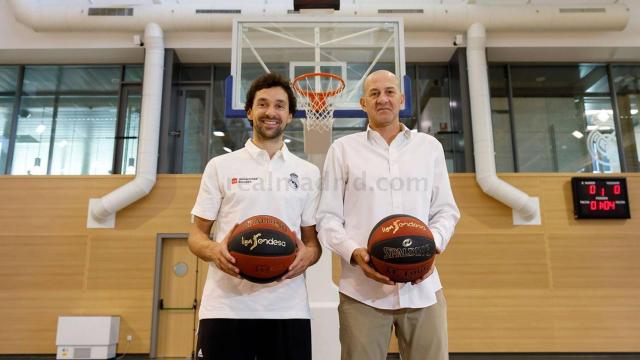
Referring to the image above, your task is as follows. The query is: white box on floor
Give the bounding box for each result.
[56,316,120,359]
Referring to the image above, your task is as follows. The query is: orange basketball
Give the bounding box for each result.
[367,214,436,283]
[227,215,297,283]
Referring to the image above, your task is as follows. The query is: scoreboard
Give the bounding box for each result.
[571,177,631,219]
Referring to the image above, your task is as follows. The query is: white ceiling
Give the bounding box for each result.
[1,0,637,64]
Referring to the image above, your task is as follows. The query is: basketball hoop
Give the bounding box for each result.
[292,72,345,132]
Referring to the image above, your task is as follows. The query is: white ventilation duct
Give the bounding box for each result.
[87,22,164,228]
[9,1,629,32]
[466,22,540,225]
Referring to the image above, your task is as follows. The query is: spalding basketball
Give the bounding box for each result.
[367,214,436,283]
[227,215,297,283]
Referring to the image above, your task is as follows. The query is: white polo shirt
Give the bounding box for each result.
[317,125,460,310]
[191,139,320,319]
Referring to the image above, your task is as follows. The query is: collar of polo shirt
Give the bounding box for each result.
[244,139,290,162]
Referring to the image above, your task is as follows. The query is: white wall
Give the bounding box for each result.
[1,0,640,64]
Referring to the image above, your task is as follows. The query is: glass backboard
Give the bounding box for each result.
[226,17,411,119]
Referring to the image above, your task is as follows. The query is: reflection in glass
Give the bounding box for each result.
[491,98,515,172]
[611,65,640,172]
[415,65,455,172]
[0,96,15,174]
[59,66,120,92]
[49,96,118,175]
[22,66,59,93]
[182,89,208,174]
[121,90,141,175]
[124,65,144,82]
[12,96,54,175]
[13,65,122,175]
[23,66,120,94]
[0,66,19,92]
[507,65,619,173]
[489,66,515,172]
[581,97,619,172]
[0,66,19,174]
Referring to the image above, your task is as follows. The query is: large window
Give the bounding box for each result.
[491,64,621,173]
[4,65,142,175]
[5,61,638,176]
[12,66,121,175]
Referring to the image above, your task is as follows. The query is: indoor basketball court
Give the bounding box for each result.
[0,0,639,359]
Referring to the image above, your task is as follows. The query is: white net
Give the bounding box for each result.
[293,73,345,132]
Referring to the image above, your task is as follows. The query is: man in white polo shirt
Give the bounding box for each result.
[188,72,321,360]
[317,70,460,360]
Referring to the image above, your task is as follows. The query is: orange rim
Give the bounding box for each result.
[292,72,346,99]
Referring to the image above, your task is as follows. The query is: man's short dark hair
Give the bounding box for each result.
[244,72,297,116]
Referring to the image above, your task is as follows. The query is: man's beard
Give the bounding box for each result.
[253,119,286,140]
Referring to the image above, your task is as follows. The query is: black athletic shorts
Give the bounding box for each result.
[195,318,311,360]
